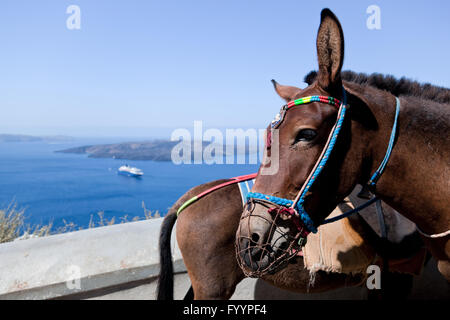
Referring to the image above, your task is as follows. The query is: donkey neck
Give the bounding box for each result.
[347,82,450,234]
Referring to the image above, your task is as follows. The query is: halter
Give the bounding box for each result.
[247,89,401,236]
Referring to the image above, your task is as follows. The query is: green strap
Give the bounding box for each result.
[176,196,198,216]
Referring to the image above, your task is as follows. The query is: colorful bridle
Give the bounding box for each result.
[246,89,400,237]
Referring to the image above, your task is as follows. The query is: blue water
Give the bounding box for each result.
[0,139,259,229]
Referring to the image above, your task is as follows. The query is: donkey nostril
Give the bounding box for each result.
[251,233,260,243]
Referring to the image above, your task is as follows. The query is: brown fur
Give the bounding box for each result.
[316,9,344,94]
[162,180,366,299]
[241,8,450,281]
[305,70,450,104]
[158,179,424,300]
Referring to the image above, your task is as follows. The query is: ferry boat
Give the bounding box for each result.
[117,165,144,177]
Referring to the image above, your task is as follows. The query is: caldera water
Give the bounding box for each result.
[0,139,258,229]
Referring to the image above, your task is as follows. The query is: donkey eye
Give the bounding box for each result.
[294,129,317,143]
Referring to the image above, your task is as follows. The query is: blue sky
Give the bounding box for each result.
[0,0,449,137]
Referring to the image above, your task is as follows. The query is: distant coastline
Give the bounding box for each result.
[56,140,257,162]
[2,134,258,162]
[56,140,178,161]
[0,134,74,143]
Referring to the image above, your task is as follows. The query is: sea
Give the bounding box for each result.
[0,138,259,229]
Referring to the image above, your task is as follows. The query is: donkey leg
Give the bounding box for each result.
[422,236,450,282]
[190,272,243,300]
[176,183,245,300]
[437,260,450,282]
[178,213,244,299]
[185,245,245,300]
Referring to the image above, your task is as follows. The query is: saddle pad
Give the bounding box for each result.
[303,191,377,275]
[237,179,255,206]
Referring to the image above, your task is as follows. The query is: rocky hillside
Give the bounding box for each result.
[56,140,179,161]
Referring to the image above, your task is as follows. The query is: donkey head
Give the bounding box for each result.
[236,9,369,275]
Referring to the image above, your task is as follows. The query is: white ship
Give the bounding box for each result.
[117,165,144,177]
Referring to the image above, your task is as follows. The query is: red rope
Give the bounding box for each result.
[196,173,257,199]
[268,206,310,238]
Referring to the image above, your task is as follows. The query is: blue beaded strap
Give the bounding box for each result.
[368,97,400,187]
[294,99,347,207]
[246,192,317,233]
[247,93,401,235]
[247,193,380,230]
[246,89,348,234]
[289,89,348,233]
[247,192,294,207]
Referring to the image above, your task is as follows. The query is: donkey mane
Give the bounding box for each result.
[304,70,450,104]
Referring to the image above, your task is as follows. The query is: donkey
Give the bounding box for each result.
[236,9,449,281]
[158,177,424,300]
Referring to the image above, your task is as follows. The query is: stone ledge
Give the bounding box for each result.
[0,218,184,300]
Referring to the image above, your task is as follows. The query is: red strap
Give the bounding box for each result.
[196,173,257,199]
[268,206,310,238]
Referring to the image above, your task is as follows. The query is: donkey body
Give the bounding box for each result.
[158,178,422,300]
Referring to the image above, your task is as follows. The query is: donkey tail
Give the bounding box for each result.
[157,207,178,300]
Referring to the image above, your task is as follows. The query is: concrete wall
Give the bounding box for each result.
[0,218,185,300]
[0,218,448,300]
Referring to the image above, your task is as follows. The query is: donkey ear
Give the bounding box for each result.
[271,79,302,102]
[316,9,344,92]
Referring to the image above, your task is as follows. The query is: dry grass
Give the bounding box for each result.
[0,201,162,243]
[0,203,52,243]
[0,204,24,243]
